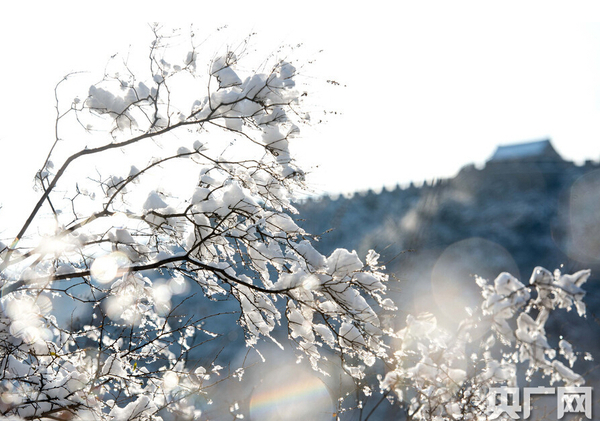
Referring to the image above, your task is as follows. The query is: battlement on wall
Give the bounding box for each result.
[298,139,600,206]
[297,176,453,205]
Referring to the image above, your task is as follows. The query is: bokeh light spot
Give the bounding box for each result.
[91,252,129,284]
[566,169,600,263]
[431,237,519,326]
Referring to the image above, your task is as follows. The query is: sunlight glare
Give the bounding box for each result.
[430,238,519,327]
[91,251,129,284]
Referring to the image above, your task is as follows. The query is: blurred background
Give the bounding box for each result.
[2,4,600,420]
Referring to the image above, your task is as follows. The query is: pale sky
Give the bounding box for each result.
[3,3,600,224]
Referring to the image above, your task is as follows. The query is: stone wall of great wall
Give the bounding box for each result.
[299,156,600,207]
[295,157,600,258]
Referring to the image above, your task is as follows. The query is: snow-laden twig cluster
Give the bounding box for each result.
[380,267,592,420]
[0,27,394,420]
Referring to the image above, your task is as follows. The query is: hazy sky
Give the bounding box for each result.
[2,4,600,215]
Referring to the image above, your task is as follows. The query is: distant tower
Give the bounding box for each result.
[488,139,564,164]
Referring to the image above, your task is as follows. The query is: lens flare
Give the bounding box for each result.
[565,169,600,263]
[249,366,333,421]
[152,282,172,315]
[163,371,179,390]
[431,237,519,326]
[91,252,129,284]
[4,295,52,344]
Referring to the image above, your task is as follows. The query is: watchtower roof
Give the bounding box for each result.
[489,139,562,162]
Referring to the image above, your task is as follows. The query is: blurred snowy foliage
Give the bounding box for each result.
[295,155,600,418]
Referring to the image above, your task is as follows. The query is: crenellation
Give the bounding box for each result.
[297,139,596,206]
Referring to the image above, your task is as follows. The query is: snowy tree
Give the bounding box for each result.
[0,27,393,420]
[0,25,594,421]
[378,267,594,421]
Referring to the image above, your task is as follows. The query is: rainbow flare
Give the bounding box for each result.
[249,372,333,420]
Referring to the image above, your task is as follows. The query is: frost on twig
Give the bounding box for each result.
[380,267,592,421]
[0,27,394,420]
